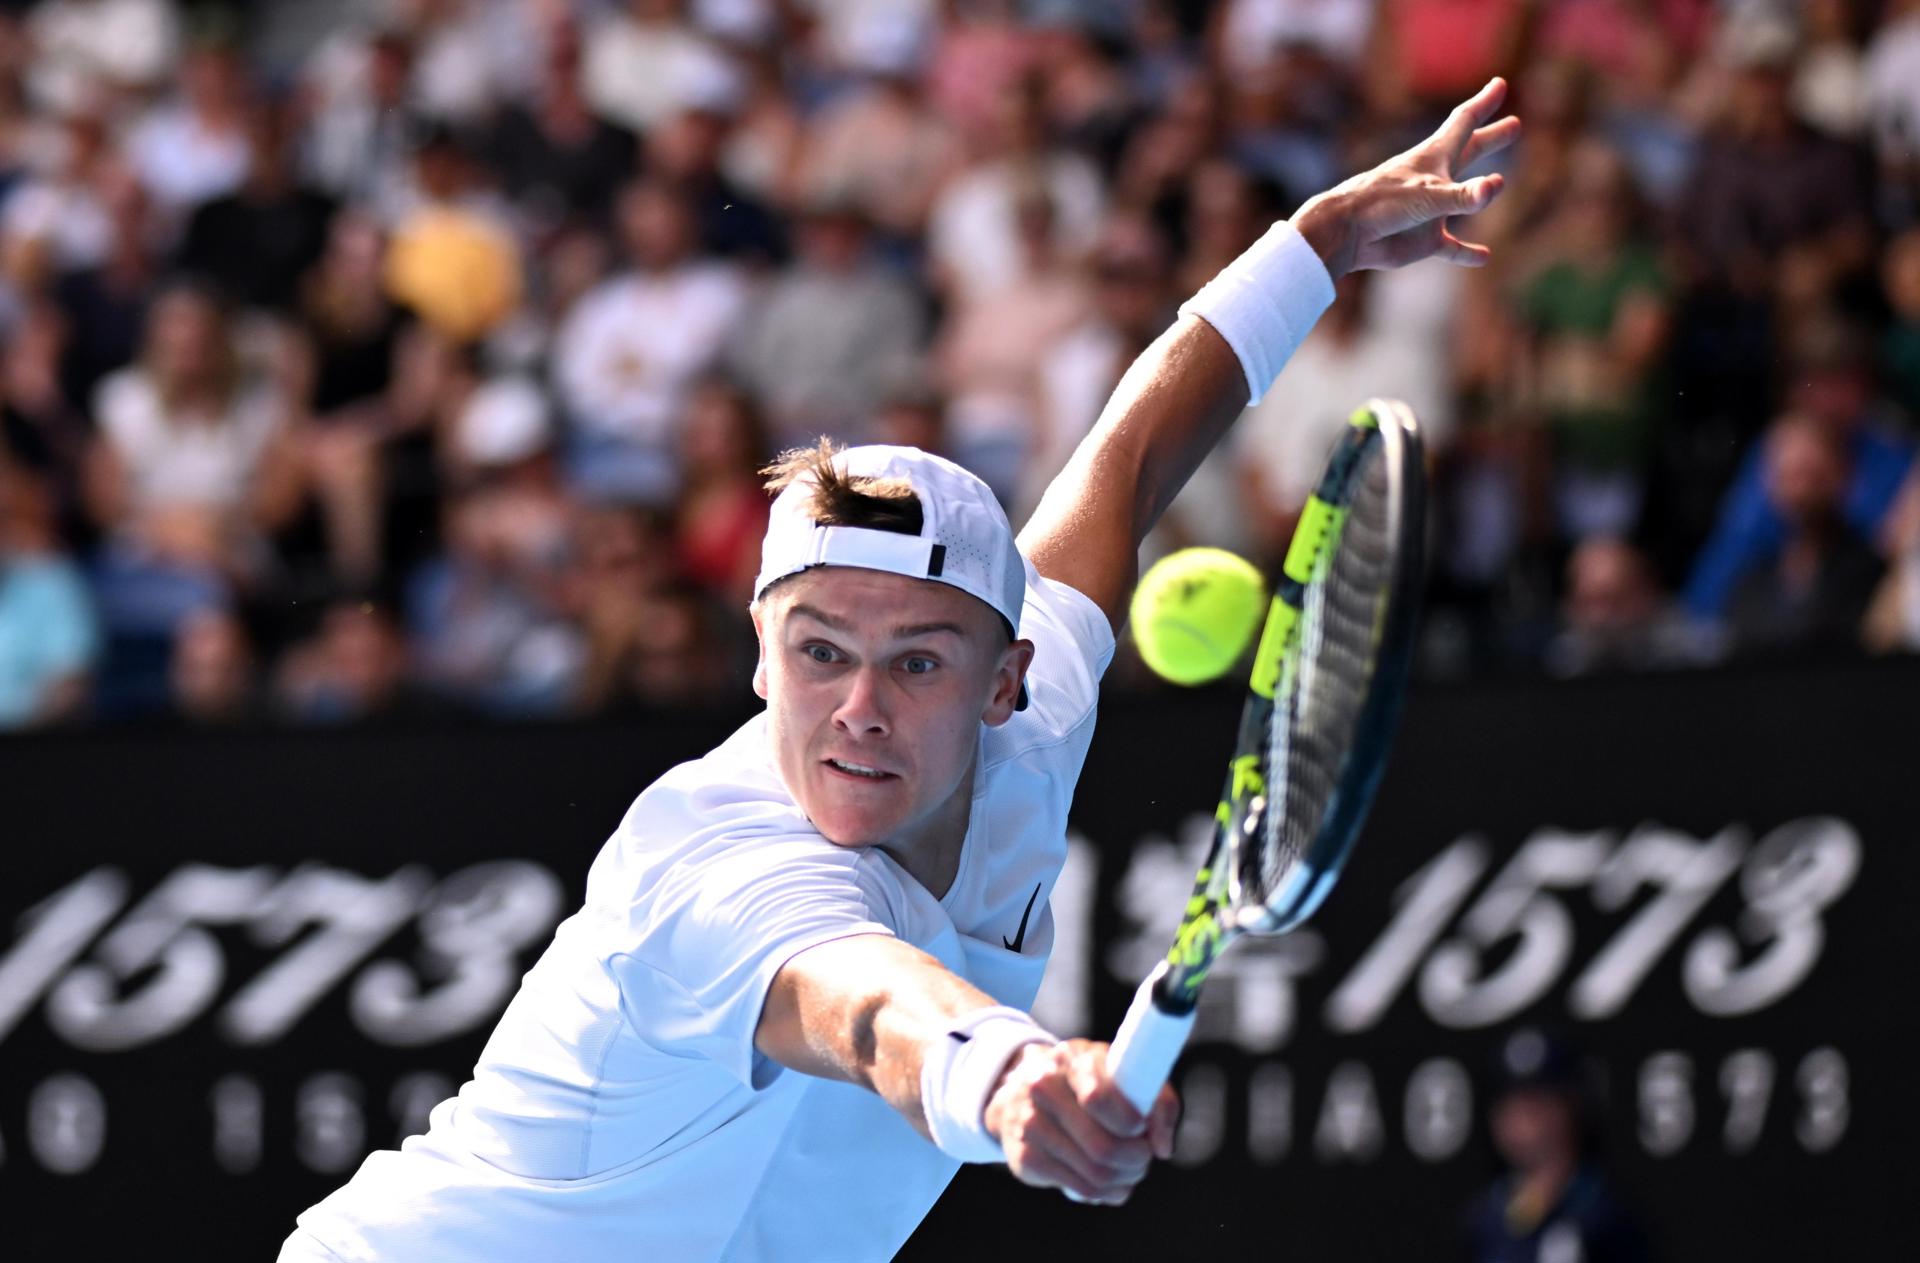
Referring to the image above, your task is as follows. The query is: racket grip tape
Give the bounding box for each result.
[1105,963,1198,1115]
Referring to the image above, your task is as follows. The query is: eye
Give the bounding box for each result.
[803,643,838,664]
[901,656,938,676]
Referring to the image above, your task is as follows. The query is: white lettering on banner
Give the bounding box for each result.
[1638,1052,1695,1156]
[1720,1049,1774,1154]
[1420,830,1615,1029]
[46,866,279,1051]
[211,1074,264,1174]
[1405,1057,1473,1162]
[221,866,433,1045]
[1173,1063,1228,1167]
[1247,1062,1293,1162]
[1324,836,1488,1034]
[29,1073,105,1175]
[0,869,129,1045]
[298,1073,366,1174]
[351,861,564,1046]
[1796,1047,1849,1153]
[1313,1061,1384,1163]
[0,1047,1854,1173]
[0,816,1859,1057]
[1570,826,1747,1020]
[1683,819,1861,1017]
[0,861,569,1053]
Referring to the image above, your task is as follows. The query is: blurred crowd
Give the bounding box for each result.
[4,0,1920,729]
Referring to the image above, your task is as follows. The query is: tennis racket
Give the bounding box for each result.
[1107,398,1427,1113]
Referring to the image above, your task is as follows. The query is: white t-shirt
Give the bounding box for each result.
[552,265,750,499]
[292,563,1115,1262]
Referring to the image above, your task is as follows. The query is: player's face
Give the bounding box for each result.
[754,568,1032,854]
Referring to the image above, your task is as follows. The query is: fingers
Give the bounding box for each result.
[1458,114,1523,172]
[995,1040,1169,1205]
[1431,78,1509,161]
[1148,1084,1181,1161]
[1435,227,1494,268]
[1453,172,1504,214]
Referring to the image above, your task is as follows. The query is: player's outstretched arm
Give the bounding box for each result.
[757,934,1178,1204]
[1020,78,1520,629]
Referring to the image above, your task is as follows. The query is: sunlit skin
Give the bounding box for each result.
[752,567,1034,897]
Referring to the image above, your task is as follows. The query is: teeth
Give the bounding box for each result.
[830,759,886,778]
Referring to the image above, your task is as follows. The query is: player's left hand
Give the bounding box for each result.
[985,1038,1180,1205]
[1292,77,1521,278]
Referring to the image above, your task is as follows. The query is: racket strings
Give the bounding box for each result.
[1249,443,1396,907]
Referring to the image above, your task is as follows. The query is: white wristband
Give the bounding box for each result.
[920,1006,1057,1164]
[1178,219,1336,406]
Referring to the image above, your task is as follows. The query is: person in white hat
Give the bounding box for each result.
[281,79,1520,1263]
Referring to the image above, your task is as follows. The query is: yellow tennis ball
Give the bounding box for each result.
[1129,547,1268,685]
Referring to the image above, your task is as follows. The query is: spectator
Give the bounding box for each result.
[672,377,769,607]
[1370,0,1532,120]
[54,162,160,405]
[1511,138,1673,542]
[1878,225,1920,415]
[1684,318,1915,618]
[409,373,583,714]
[567,500,736,713]
[1028,209,1174,522]
[580,0,739,135]
[552,176,748,506]
[792,28,958,249]
[485,16,638,234]
[175,98,336,314]
[729,197,924,446]
[0,461,97,727]
[123,41,253,219]
[1673,22,1873,431]
[298,28,417,216]
[644,104,786,264]
[0,302,91,551]
[1865,461,1920,650]
[934,180,1092,502]
[1,105,117,281]
[926,73,1104,305]
[1865,0,1920,224]
[276,593,437,724]
[1795,0,1871,142]
[25,0,179,117]
[1463,1029,1651,1263]
[167,605,259,724]
[1723,414,1885,658]
[382,122,523,344]
[1233,270,1448,565]
[1545,535,1703,676]
[83,280,303,585]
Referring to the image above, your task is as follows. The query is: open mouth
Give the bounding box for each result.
[825,758,895,781]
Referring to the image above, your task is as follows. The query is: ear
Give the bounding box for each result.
[982,638,1035,727]
[750,604,770,700]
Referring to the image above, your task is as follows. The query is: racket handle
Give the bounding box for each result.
[1106,963,1196,1114]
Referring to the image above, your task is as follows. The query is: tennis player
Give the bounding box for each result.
[281,80,1518,1262]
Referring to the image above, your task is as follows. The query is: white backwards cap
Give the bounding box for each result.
[753,445,1029,707]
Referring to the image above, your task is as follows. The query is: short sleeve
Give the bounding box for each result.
[607,837,897,1089]
[1013,556,1115,735]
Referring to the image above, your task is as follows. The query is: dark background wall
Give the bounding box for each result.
[2,660,1912,1259]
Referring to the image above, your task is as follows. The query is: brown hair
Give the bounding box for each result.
[761,437,923,535]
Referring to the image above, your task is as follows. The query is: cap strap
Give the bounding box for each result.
[807,523,942,579]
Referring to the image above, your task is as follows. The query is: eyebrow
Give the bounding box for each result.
[788,602,968,641]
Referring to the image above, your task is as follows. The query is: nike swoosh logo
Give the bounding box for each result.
[1003,883,1042,953]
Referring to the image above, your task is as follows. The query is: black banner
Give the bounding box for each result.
[2,660,1914,1259]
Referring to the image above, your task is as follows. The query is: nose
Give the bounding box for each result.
[833,664,891,739]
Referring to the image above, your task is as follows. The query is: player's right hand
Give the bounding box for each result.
[984,1038,1180,1205]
